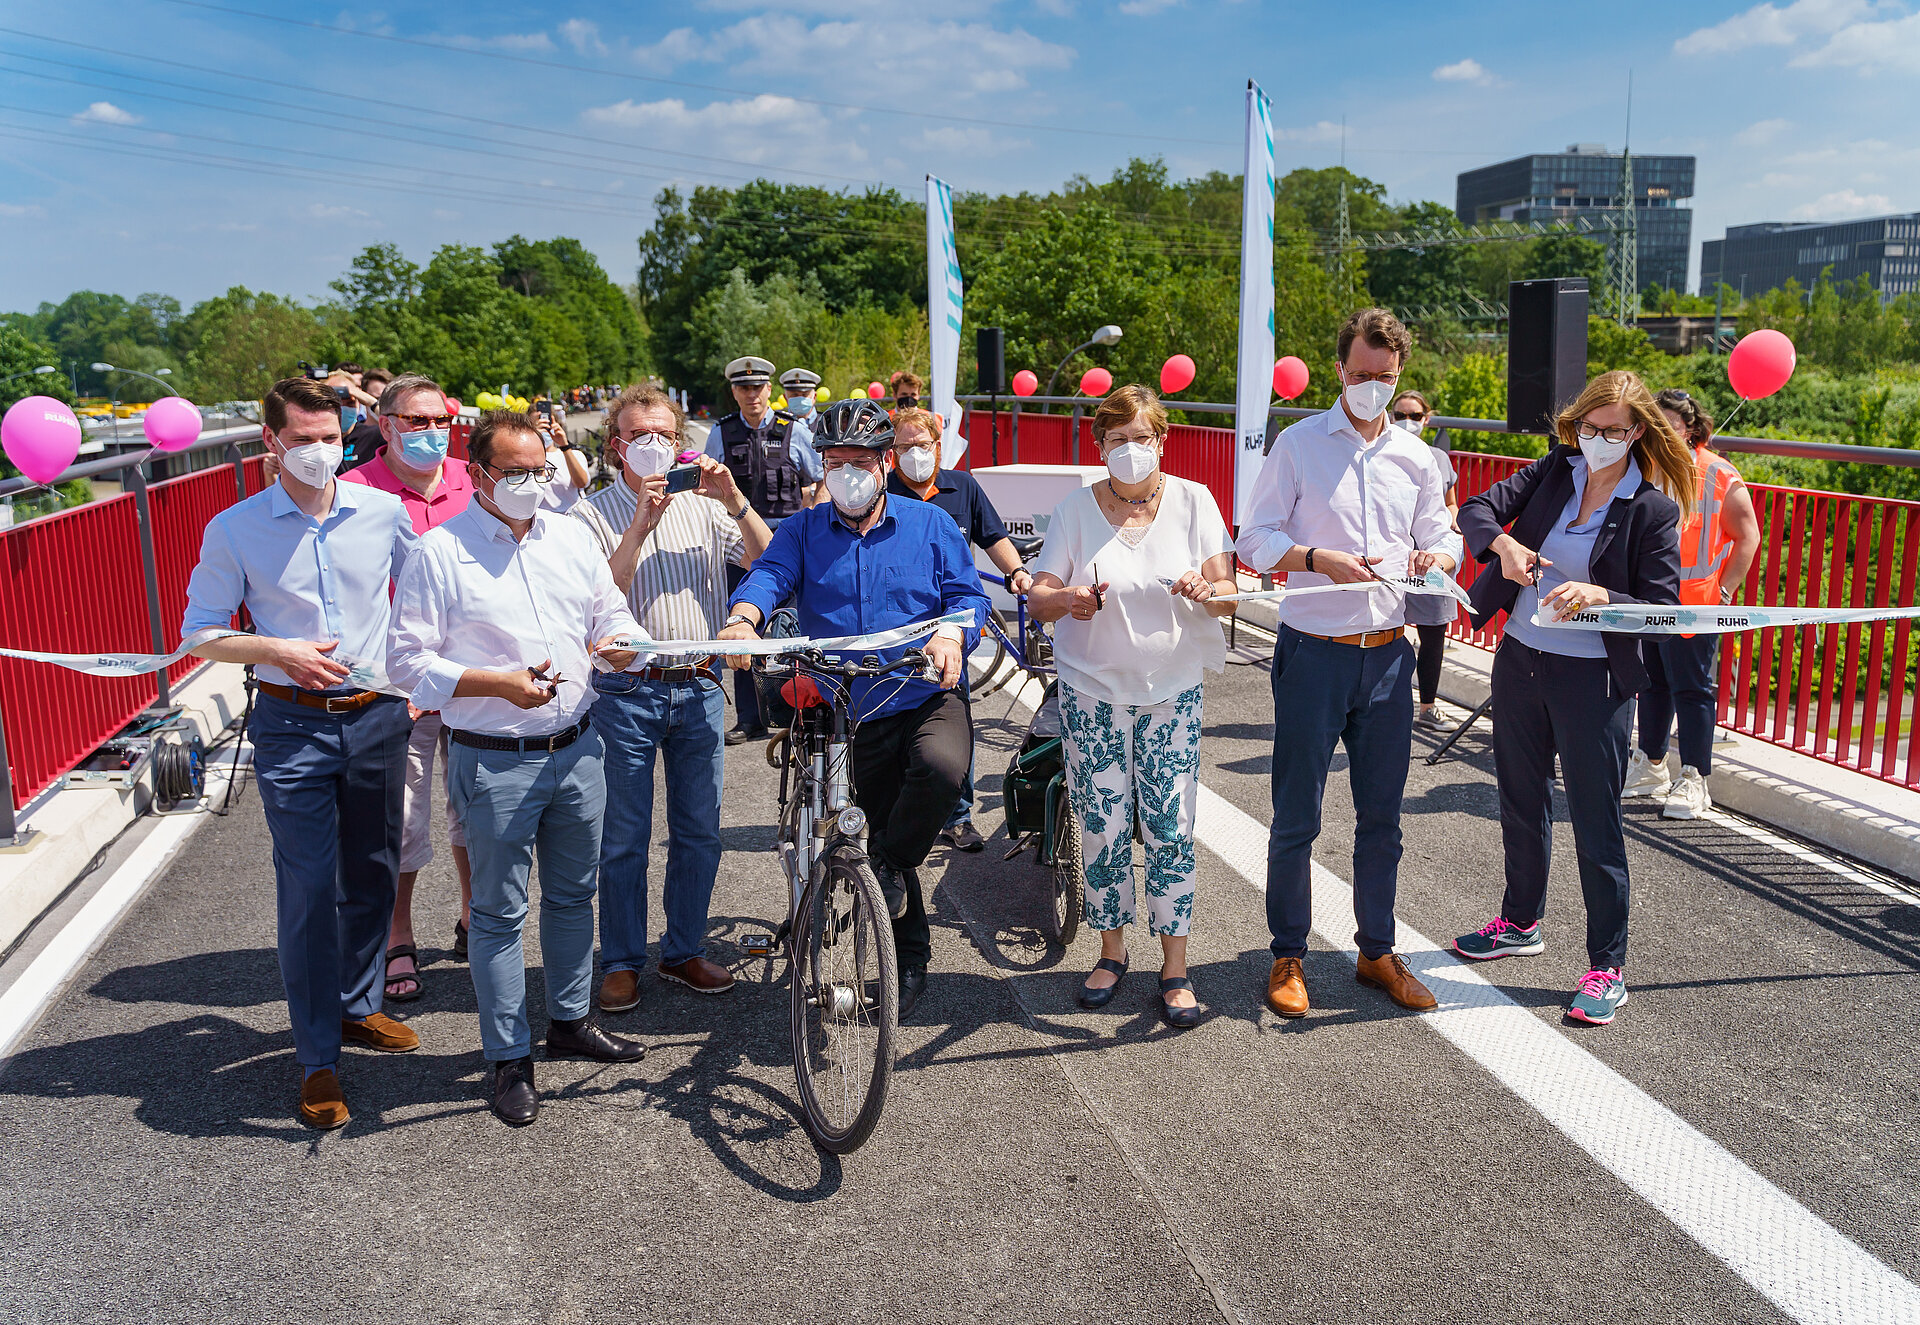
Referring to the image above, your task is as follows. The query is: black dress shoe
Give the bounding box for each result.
[1079,953,1129,1008]
[489,1056,539,1126]
[898,966,927,1020]
[873,856,909,920]
[546,1015,647,1062]
[940,820,986,853]
[724,725,768,747]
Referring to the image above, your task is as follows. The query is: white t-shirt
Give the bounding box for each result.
[1032,475,1233,707]
[541,446,584,513]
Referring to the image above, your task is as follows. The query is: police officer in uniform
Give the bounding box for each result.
[708,356,823,743]
[777,366,823,464]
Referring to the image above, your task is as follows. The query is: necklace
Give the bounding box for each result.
[1107,477,1162,507]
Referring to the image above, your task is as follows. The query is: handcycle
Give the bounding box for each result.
[740,644,930,1154]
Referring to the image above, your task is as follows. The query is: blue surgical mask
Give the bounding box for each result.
[787,394,815,418]
[397,426,450,469]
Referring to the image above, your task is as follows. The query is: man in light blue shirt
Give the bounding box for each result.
[184,376,419,1131]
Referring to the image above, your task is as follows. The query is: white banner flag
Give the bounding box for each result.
[927,174,966,466]
[1233,79,1275,526]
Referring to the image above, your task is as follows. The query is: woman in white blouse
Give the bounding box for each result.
[1028,385,1236,1030]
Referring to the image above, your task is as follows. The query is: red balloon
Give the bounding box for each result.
[1272,356,1310,400]
[1727,329,1796,401]
[1079,366,1113,398]
[1160,354,1196,394]
[867,381,884,400]
[443,395,462,414]
[1011,369,1038,397]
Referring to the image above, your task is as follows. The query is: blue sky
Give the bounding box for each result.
[1,0,1915,310]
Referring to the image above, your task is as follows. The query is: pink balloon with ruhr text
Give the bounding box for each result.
[2,395,83,483]
[143,396,202,452]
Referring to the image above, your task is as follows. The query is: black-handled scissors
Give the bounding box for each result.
[529,662,566,696]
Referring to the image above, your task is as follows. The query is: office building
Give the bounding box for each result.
[1455,145,1696,292]
[1699,214,1920,299]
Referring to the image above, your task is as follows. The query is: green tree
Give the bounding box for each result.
[176,287,323,402]
[1524,234,1609,288]
[1585,316,1664,378]
[0,325,71,414]
[1368,202,1477,319]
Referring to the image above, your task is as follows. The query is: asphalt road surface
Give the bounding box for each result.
[2,623,1916,1324]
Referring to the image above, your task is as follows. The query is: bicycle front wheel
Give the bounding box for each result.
[1048,778,1082,947]
[790,842,898,1153]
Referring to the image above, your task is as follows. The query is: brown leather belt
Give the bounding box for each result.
[1295,626,1407,649]
[257,681,382,714]
[633,656,718,683]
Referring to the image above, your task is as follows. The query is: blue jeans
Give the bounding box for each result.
[1265,627,1414,961]
[945,667,975,828]
[448,728,606,1062]
[592,672,726,971]
[250,692,410,1071]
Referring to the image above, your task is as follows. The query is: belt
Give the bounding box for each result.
[257,681,382,714]
[449,714,591,754]
[1295,625,1406,649]
[632,656,718,683]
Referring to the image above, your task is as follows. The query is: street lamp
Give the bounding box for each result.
[93,362,177,452]
[0,366,57,389]
[1042,324,1123,408]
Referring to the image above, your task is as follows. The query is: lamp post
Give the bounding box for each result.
[91,363,175,455]
[0,366,57,390]
[1042,324,1122,412]
[90,363,175,707]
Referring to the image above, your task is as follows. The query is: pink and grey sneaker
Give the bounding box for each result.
[1566,967,1629,1024]
[1452,916,1545,961]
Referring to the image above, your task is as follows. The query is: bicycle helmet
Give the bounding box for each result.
[809,397,894,451]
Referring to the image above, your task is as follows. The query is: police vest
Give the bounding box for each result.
[1678,449,1743,605]
[717,412,807,520]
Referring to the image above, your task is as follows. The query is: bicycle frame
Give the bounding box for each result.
[776,687,861,922]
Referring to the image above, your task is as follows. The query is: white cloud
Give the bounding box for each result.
[1793,9,1920,70]
[1431,57,1492,85]
[916,125,1030,157]
[558,18,607,56]
[490,32,555,51]
[1790,187,1894,218]
[213,220,258,232]
[72,101,141,126]
[694,0,1002,16]
[584,94,855,166]
[689,15,1074,96]
[307,202,373,220]
[1118,0,1180,15]
[1734,116,1792,145]
[1275,120,1345,144]
[631,26,703,70]
[0,202,45,217]
[1673,0,1875,55]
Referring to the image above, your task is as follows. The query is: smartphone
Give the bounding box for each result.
[666,463,701,494]
[332,385,352,403]
[535,400,554,417]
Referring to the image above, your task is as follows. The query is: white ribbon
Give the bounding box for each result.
[0,626,251,676]
[1533,602,1920,635]
[1213,574,1467,606]
[597,609,977,658]
[1212,581,1385,605]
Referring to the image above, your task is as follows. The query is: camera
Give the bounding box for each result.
[297,360,330,381]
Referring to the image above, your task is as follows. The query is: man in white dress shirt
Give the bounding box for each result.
[388,410,646,1127]
[1234,308,1462,1022]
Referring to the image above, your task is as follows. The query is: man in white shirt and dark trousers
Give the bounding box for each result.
[183,376,420,1131]
[572,384,773,1013]
[1235,309,1462,1021]
[388,410,647,1127]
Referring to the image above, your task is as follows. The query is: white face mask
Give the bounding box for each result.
[1578,432,1636,470]
[824,463,881,516]
[278,438,342,487]
[1104,441,1159,485]
[897,445,937,484]
[485,470,548,520]
[623,437,675,478]
[1342,377,1395,423]
[1399,417,1425,437]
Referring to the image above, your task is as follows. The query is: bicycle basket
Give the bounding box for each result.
[1004,734,1063,838]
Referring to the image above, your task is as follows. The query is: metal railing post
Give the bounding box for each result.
[1070,404,1082,466]
[227,439,247,502]
[0,708,21,845]
[127,462,172,709]
[1011,402,1021,464]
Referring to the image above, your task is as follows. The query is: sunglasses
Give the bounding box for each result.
[1391,410,1428,422]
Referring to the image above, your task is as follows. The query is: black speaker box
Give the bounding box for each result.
[976,327,1007,395]
[1506,279,1589,436]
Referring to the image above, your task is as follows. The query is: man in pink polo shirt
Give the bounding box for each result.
[341,372,474,1002]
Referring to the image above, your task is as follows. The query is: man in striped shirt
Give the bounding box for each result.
[573,383,773,1012]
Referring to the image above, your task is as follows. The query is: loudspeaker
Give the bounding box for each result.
[1506,279,1589,436]
[976,326,1006,395]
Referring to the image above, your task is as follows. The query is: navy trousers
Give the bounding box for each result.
[1491,638,1633,970]
[725,562,763,732]
[1638,634,1720,774]
[250,691,410,1071]
[1265,626,1414,961]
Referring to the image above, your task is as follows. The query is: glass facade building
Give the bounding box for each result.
[1454,145,1696,292]
[1699,214,1920,299]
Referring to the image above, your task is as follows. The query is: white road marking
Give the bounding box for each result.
[1699,807,1920,908]
[1193,782,1920,1325]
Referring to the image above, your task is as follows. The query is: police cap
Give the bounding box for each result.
[724,356,774,386]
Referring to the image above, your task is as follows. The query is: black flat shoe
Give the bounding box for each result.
[452,919,469,962]
[1158,976,1201,1030]
[898,967,927,1020]
[1078,954,1129,1008]
[489,1056,539,1126]
[546,1015,647,1062]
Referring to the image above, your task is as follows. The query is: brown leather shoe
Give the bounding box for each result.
[599,969,640,1013]
[657,955,736,995]
[341,1011,419,1053]
[1266,957,1308,1018]
[299,1069,349,1130]
[1355,952,1438,1011]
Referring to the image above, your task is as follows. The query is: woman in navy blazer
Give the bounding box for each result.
[1449,371,1692,1026]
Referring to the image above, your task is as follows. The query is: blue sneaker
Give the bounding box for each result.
[1566,968,1628,1024]
[1452,915,1545,961]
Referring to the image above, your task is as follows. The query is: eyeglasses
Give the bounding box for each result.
[478,459,558,486]
[1390,410,1428,423]
[386,413,455,430]
[822,455,884,473]
[1574,422,1640,444]
[1097,431,1163,447]
[614,430,677,448]
[1342,368,1400,385]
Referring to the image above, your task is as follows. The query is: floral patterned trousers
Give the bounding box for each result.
[1058,682,1203,936]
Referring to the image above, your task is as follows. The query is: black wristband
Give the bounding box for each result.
[1304,547,1316,573]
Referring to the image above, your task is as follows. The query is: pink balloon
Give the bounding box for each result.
[142,396,202,453]
[443,395,462,414]
[1160,354,1196,394]
[867,382,885,400]
[2,395,83,484]
[1011,370,1038,398]
[1272,356,1310,401]
[1727,329,1796,401]
[1079,366,1113,398]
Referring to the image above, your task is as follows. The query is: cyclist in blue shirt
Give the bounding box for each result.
[720,399,989,1019]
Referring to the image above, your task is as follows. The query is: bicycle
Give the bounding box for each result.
[973,533,1053,698]
[741,645,930,1154]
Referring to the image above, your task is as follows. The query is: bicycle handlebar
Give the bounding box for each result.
[755,647,930,681]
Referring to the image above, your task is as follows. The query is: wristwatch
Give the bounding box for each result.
[722,613,759,633]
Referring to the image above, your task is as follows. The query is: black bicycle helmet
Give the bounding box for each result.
[809,397,894,451]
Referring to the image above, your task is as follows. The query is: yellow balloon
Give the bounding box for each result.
[817,388,834,401]
[772,394,787,411]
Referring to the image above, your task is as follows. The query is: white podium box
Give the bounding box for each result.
[966,464,1105,609]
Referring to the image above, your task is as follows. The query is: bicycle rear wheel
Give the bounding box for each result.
[790,842,898,1153]
[971,609,1014,697]
[1047,778,1082,947]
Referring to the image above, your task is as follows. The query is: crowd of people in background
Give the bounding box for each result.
[182,302,1745,1130]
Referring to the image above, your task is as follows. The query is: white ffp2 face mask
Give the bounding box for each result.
[897,445,937,484]
[486,472,547,520]
[278,438,342,487]
[1104,441,1159,485]
[624,438,675,478]
[825,464,880,515]
[1342,378,1395,422]
[1578,432,1636,470]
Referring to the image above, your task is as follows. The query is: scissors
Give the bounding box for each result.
[529,662,566,697]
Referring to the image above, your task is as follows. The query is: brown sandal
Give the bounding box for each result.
[384,944,423,1002]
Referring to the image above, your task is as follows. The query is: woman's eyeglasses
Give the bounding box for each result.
[1391,410,1428,423]
[1574,422,1639,443]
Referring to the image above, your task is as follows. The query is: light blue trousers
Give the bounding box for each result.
[448,728,606,1062]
